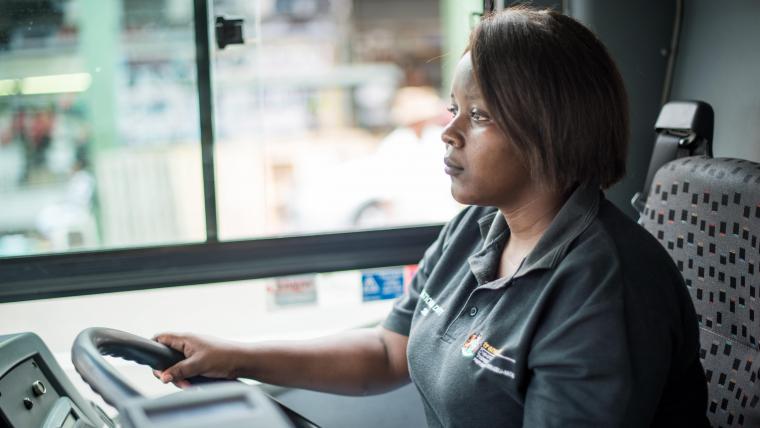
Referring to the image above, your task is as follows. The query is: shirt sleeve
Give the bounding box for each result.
[522,248,633,427]
[382,217,454,336]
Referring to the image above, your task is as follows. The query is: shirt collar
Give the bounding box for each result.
[467,184,601,286]
[477,211,501,242]
[468,212,508,286]
[515,183,600,278]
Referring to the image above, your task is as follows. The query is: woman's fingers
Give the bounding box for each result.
[152,333,200,384]
[153,332,188,355]
[151,332,230,384]
[154,368,192,389]
[174,379,192,389]
[160,356,200,383]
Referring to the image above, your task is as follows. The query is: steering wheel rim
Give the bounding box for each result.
[73,328,322,428]
[71,327,212,407]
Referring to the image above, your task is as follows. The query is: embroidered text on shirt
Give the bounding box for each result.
[420,290,445,316]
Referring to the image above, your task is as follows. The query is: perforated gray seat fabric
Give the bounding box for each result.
[639,156,760,428]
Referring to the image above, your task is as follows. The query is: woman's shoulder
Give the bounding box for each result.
[594,199,681,272]
[563,198,686,296]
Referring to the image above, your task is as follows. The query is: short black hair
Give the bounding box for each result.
[469,6,629,191]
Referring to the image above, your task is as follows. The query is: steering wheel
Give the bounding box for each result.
[72,327,321,428]
[71,327,225,408]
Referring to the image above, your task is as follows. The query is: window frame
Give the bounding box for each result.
[0,226,441,303]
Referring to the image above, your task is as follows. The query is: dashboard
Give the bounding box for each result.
[0,331,317,428]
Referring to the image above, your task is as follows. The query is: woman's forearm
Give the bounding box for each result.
[232,327,410,396]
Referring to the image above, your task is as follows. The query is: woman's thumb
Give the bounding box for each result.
[161,357,198,383]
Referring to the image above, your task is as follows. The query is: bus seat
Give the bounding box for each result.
[639,156,760,427]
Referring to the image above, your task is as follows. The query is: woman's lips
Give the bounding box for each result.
[444,158,464,176]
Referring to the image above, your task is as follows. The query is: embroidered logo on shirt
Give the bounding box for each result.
[461,333,516,379]
[461,333,483,357]
[419,290,444,317]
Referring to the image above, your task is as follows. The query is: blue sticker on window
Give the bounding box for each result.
[361,268,405,301]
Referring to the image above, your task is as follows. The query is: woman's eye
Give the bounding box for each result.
[447,105,458,116]
[470,109,490,122]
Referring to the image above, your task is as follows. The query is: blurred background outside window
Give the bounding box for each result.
[0,0,478,256]
[212,0,460,239]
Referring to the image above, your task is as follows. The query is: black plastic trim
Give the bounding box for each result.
[0,225,441,303]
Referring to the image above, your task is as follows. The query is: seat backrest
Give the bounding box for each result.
[639,156,760,428]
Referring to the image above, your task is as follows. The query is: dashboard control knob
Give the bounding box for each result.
[23,397,33,409]
[32,380,46,396]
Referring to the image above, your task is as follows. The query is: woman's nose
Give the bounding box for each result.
[441,125,463,148]
[441,118,463,148]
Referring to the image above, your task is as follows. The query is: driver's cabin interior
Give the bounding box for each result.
[0,0,759,427]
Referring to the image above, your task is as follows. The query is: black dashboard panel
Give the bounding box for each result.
[0,356,62,427]
[0,333,106,428]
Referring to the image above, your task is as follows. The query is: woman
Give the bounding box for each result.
[155,7,709,427]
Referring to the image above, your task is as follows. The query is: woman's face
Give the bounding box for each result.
[442,53,532,209]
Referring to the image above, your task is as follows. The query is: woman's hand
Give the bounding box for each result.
[152,332,244,388]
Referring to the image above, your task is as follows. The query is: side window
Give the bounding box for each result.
[0,0,483,257]
[214,0,464,239]
[0,1,483,303]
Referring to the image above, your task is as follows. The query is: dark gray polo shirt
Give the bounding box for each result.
[383,184,709,427]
